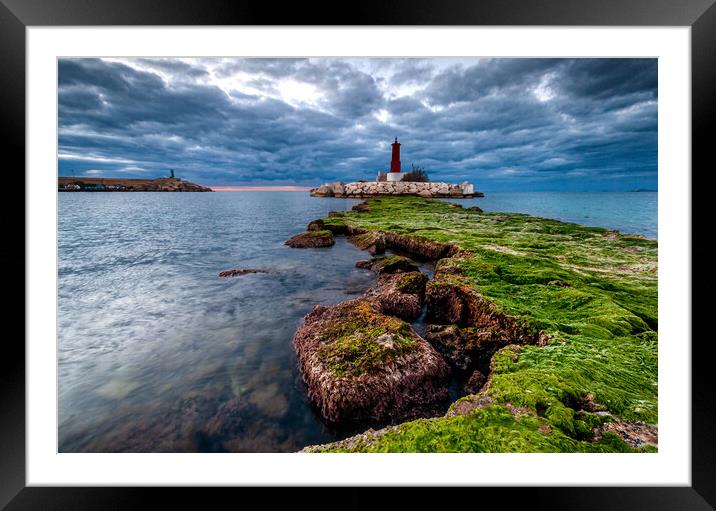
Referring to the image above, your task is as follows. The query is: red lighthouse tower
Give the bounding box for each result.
[390,137,401,173]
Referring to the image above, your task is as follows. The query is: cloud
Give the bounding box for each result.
[58,57,657,191]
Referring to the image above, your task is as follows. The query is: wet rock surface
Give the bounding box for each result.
[600,419,658,448]
[348,231,385,254]
[285,230,336,248]
[366,272,428,322]
[292,298,449,425]
[355,255,420,275]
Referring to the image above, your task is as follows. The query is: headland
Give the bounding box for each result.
[58,177,212,192]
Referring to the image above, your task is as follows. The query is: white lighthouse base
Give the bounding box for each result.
[386,172,403,182]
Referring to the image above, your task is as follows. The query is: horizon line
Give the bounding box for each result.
[211,185,313,191]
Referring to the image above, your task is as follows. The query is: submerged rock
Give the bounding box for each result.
[218,268,271,278]
[285,230,335,248]
[292,298,449,425]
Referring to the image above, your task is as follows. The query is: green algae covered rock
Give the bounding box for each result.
[300,196,658,452]
[284,230,335,248]
[292,299,449,424]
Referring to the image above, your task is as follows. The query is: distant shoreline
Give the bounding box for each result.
[58,176,212,192]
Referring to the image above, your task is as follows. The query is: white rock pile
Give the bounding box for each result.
[310,181,480,198]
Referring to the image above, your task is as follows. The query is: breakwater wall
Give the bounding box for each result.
[310,181,482,199]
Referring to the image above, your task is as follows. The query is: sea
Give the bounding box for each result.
[58,191,657,452]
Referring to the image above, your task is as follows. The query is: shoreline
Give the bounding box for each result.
[287,197,658,453]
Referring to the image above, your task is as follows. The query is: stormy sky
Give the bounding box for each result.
[58,57,657,191]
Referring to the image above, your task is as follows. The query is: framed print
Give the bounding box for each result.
[3,0,713,508]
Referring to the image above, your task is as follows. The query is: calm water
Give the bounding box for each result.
[446,191,657,239]
[58,190,657,452]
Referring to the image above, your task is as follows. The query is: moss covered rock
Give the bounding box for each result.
[292,299,449,424]
[297,197,657,452]
[355,255,420,275]
[366,271,428,321]
[284,230,335,248]
[348,231,385,254]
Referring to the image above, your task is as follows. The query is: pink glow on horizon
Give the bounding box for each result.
[211,185,312,191]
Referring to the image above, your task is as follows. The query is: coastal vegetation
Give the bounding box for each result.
[401,165,430,183]
[293,196,658,452]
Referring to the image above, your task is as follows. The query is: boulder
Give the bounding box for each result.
[310,185,334,197]
[292,299,449,424]
[366,271,428,321]
[307,219,325,231]
[284,230,335,248]
[330,182,346,197]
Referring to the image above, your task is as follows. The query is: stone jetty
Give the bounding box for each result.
[309,181,482,199]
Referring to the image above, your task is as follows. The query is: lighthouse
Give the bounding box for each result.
[386,137,403,182]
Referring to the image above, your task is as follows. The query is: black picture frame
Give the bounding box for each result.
[3,0,712,508]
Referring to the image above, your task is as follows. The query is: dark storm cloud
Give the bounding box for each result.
[58,57,657,190]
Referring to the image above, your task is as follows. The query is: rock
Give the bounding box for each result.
[423,324,474,372]
[328,211,345,218]
[330,182,346,197]
[347,231,385,254]
[218,268,270,278]
[310,185,334,197]
[601,419,658,448]
[467,206,483,212]
[292,298,449,424]
[284,230,335,248]
[381,232,456,260]
[352,202,371,213]
[307,219,325,231]
[393,271,429,296]
[203,399,254,440]
[365,272,427,321]
[425,279,543,345]
[463,370,487,394]
[355,255,420,275]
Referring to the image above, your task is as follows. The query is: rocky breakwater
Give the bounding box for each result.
[286,222,450,425]
[310,181,482,198]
